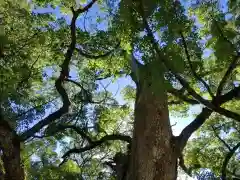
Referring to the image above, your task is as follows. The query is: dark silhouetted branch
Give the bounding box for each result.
[178,107,212,151]
[75,0,97,15]
[179,154,192,177]
[57,124,93,144]
[178,86,240,151]
[76,42,120,59]
[19,1,97,141]
[137,0,240,121]
[221,142,240,180]
[61,134,131,159]
[216,55,239,97]
[66,78,110,104]
[168,88,199,105]
[16,97,58,120]
[211,125,231,151]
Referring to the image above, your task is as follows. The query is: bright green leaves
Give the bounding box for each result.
[94,105,131,135]
[165,44,186,73]
[121,85,136,103]
[184,113,240,178]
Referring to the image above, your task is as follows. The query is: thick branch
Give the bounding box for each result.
[221,142,240,180]
[19,1,97,141]
[178,86,240,151]
[179,154,192,177]
[173,74,240,121]
[62,134,131,159]
[137,1,240,121]
[180,32,214,98]
[178,108,212,151]
[75,0,97,14]
[168,88,199,105]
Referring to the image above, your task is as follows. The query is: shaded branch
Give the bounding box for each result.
[75,0,97,15]
[213,19,240,97]
[168,88,199,105]
[179,154,192,177]
[221,142,240,180]
[137,1,240,121]
[178,86,240,151]
[172,74,240,121]
[180,31,214,98]
[137,1,240,151]
[66,78,110,104]
[76,41,120,59]
[211,125,231,151]
[57,124,93,144]
[216,55,239,97]
[19,1,97,141]
[61,134,131,159]
[178,107,212,151]
[16,97,57,120]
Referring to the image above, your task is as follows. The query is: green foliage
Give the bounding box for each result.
[1,0,240,179]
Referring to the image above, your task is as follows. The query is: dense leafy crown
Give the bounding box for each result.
[0,0,239,179]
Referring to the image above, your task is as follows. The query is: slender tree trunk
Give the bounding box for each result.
[127,66,178,180]
[0,121,24,180]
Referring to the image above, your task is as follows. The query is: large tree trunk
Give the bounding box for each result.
[0,121,24,180]
[127,66,178,180]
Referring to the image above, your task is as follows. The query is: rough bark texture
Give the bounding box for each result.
[127,68,178,180]
[0,121,24,180]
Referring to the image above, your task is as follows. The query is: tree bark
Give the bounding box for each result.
[127,67,178,180]
[0,121,24,180]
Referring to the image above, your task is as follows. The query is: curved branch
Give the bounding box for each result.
[137,0,240,121]
[213,19,240,97]
[76,41,120,59]
[66,78,110,104]
[180,31,214,98]
[221,142,240,180]
[216,55,239,97]
[211,125,231,151]
[178,86,240,151]
[179,154,192,177]
[57,124,93,144]
[19,1,97,141]
[62,134,131,159]
[168,88,199,105]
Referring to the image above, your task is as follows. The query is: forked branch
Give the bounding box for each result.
[221,142,240,180]
[20,0,98,141]
[178,86,240,151]
[138,1,240,122]
[61,134,131,160]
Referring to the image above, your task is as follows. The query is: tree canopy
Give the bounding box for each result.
[0,0,239,179]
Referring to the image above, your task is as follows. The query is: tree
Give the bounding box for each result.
[0,0,240,180]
